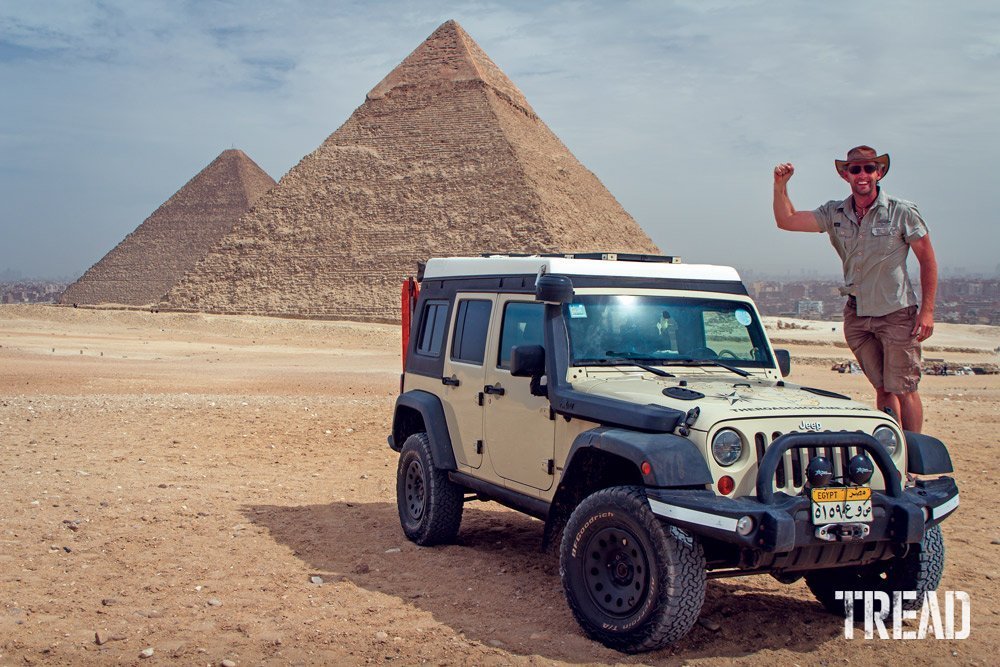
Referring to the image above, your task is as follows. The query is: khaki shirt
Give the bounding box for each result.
[813,188,928,317]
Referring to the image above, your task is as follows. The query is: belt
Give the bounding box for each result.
[846,295,858,308]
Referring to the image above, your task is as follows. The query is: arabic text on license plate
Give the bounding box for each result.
[811,487,872,525]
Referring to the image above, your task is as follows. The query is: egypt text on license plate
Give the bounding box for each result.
[810,487,872,524]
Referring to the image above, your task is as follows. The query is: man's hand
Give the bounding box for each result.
[913,309,934,342]
[774,162,795,186]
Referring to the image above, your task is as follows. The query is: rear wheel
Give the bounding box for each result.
[806,524,945,617]
[396,433,463,545]
[560,486,706,653]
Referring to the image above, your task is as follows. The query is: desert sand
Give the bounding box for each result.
[1,304,997,665]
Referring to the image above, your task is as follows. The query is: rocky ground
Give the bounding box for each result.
[0,304,997,665]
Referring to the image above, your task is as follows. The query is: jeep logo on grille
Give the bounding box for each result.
[799,421,823,432]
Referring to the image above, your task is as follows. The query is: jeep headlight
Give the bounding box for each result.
[711,429,743,466]
[873,425,898,455]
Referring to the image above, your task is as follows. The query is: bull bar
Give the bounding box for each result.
[646,431,959,555]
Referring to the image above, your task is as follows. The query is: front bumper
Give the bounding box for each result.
[647,476,958,554]
[646,431,959,555]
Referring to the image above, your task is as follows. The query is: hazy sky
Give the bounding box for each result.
[2,1,998,281]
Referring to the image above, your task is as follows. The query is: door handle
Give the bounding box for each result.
[441,375,460,386]
[483,384,505,396]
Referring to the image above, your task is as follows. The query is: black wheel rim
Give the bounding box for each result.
[582,525,651,617]
[404,459,426,521]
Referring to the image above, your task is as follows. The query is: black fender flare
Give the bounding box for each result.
[390,390,457,470]
[566,427,713,488]
[905,431,954,474]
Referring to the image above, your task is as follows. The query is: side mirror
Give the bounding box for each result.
[535,274,574,303]
[774,349,791,377]
[510,344,546,377]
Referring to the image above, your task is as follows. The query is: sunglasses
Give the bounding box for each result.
[848,164,879,175]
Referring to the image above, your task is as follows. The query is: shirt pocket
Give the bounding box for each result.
[870,222,903,254]
[834,222,856,240]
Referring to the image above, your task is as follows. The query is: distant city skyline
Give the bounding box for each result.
[8,274,998,329]
[2,2,999,280]
[5,264,997,285]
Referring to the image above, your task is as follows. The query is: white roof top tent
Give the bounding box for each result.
[422,254,742,283]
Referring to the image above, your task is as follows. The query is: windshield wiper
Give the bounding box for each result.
[664,358,751,378]
[593,353,675,378]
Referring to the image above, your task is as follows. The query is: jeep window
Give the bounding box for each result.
[415,300,450,357]
[497,301,544,369]
[564,295,772,368]
[451,299,492,365]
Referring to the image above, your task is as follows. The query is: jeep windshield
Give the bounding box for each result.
[564,294,774,370]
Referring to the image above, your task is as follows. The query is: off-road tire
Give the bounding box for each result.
[806,524,945,616]
[559,486,706,653]
[396,433,463,545]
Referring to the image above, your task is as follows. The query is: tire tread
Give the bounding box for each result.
[396,433,463,545]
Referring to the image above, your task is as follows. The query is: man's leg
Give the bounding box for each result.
[877,306,924,433]
[875,388,902,424]
[843,302,886,412]
[896,391,923,433]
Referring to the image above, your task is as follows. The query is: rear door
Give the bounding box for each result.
[440,295,495,470]
[483,298,555,491]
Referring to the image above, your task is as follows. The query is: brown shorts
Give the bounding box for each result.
[843,302,921,394]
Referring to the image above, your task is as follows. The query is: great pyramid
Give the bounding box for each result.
[60,149,275,306]
[162,20,659,322]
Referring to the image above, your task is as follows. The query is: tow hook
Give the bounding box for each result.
[815,523,871,542]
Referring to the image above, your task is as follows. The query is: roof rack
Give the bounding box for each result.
[480,252,681,264]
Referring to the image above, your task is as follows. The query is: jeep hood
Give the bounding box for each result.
[571,374,885,426]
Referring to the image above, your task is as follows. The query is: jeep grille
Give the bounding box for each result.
[754,431,861,495]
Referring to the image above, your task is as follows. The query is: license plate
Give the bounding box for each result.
[811,487,872,525]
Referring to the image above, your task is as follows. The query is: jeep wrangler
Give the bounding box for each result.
[388,253,958,653]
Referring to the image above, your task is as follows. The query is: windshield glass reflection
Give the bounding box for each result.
[564,295,773,368]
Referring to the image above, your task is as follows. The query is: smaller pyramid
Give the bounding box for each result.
[60,149,275,306]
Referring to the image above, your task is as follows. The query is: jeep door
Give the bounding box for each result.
[483,298,555,492]
[440,295,495,470]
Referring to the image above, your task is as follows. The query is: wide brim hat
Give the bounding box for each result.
[835,145,890,177]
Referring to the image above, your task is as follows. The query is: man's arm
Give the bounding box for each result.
[909,234,937,342]
[773,163,821,232]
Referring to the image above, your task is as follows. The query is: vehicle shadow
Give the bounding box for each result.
[245,500,845,662]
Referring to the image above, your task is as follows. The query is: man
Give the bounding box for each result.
[772,146,937,433]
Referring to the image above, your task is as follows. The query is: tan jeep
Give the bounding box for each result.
[389,254,959,653]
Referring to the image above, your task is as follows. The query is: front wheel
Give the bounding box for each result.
[560,486,706,653]
[806,524,945,617]
[396,433,463,545]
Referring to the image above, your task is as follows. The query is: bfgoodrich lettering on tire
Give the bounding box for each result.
[559,485,706,653]
[396,433,463,546]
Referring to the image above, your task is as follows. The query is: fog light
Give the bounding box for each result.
[848,454,874,485]
[806,456,834,488]
[922,506,931,522]
[718,475,735,495]
[736,515,754,536]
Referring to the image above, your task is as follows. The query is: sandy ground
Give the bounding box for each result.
[1,304,998,666]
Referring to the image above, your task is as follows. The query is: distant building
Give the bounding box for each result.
[1,281,67,304]
[796,299,824,318]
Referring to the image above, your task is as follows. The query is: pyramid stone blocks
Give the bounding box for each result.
[163,21,659,322]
